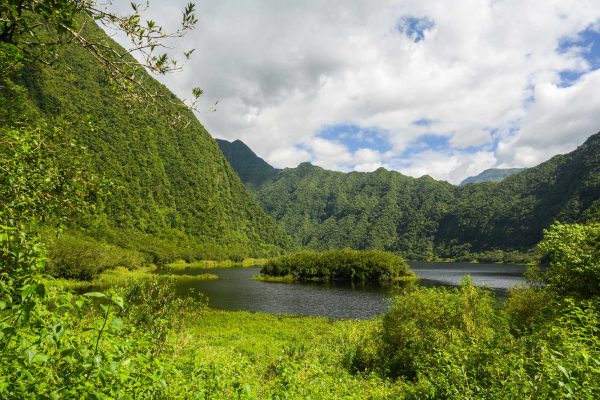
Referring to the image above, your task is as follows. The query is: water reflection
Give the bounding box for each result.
[161,262,527,320]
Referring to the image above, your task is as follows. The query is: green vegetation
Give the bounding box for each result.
[166,257,269,270]
[56,266,219,291]
[220,136,600,260]
[460,167,526,185]
[346,281,599,399]
[261,249,413,284]
[2,3,599,399]
[1,14,292,269]
[537,223,600,298]
[216,139,279,189]
[342,222,600,398]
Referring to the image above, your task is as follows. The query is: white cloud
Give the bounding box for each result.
[396,150,497,183]
[104,0,600,183]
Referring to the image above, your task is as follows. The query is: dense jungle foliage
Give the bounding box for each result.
[261,249,413,284]
[220,135,600,260]
[216,139,278,189]
[0,18,292,270]
[1,4,599,398]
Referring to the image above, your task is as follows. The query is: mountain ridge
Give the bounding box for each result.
[1,20,292,261]
[219,133,600,260]
[460,168,527,185]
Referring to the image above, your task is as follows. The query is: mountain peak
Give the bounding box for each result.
[460,167,526,185]
[216,138,278,188]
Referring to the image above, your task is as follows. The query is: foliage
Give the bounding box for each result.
[261,249,413,284]
[349,279,503,379]
[47,232,147,280]
[346,281,600,399]
[537,222,600,297]
[0,123,101,228]
[0,0,202,108]
[216,138,278,189]
[221,134,600,260]
[0,20,292,263]
[0,228,207,398]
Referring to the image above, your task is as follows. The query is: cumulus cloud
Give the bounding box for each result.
[104,0,600,184]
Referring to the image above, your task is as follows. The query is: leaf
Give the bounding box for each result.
[557,365,570,380]
[110,295,124,309]
[25,348,36,363]
[83,292,106,298]
[61,348,76,357]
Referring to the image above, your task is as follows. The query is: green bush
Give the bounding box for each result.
[538,222,600,297]
[47,232,147,280]
[350,278,504,379]
[261,249,413,284]
[1,225,209,398]
[347,276,600,399]
[504,286,555,334]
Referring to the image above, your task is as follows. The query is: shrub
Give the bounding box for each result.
[537,223,600,297]
[349,278,505,379]
[504,286,555,334]
[47,232,147,280]
[261,249,412,284]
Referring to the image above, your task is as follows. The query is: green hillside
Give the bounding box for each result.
[439,133,600,252]
[221,135,600,260]
[460,168,526,185]
[0,21,291,262]
[216,139,278,188]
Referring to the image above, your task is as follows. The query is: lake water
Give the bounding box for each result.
[165,262,528,320]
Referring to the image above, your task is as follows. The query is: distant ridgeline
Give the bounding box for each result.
[218,134,600,261]
[460,168,527,185]
[1,21,292,262]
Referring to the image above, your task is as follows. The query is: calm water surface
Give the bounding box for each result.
[165,262,527,320]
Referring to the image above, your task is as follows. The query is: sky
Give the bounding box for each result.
[105,0,600,184]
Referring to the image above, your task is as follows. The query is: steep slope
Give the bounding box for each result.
[216,139,278,188]
[460,168,526,185]
[439,132,600,252]
[1,22,291,259]
[221,135,600,260]
[257,163,456,260]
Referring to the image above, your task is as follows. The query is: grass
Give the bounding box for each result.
[252,274,294,283]
[166,258,269,270]
[167,309,402,399]
[52,266,219,291]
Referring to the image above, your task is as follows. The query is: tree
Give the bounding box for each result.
[0,0,202,107]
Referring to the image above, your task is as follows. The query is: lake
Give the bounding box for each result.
[164,262,528,319]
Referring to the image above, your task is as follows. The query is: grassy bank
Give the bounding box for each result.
[166,258,269,270]
[169,309,400,398]
[54,266,218,291]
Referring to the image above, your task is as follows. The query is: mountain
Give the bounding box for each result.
[439,133,600,252]
[216,139,278,188]
[220,135,600,260]
[460,168,526,185]
[0,21,291,261]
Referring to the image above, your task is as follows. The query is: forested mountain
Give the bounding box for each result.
[460,168,526,185]
[221,135,600,260]
[0,21,291,261]
[216,139,279,188]
[439,133,600,253]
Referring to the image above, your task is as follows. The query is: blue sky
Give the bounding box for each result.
[108,1,600,183]
[558,27,600,87]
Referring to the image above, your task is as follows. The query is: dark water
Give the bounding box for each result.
[163,262,527,320]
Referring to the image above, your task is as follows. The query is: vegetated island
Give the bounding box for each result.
[258,249,414,284]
